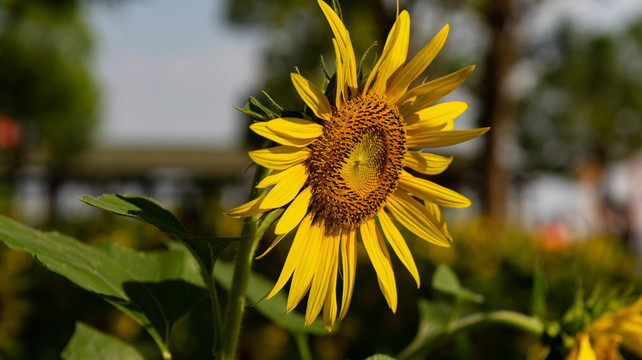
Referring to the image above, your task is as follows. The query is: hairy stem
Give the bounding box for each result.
[219,165,269,360]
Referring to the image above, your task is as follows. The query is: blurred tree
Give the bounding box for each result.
[517,20,642,173]
[0,0,100,171]
[0,0,104,222]
[515,17,642,233]
[474,0,522,225]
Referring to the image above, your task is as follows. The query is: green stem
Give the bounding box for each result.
[219,165,269,360]
[148,330,172,360]
[208,269,222,357]
[453,311,545,335]
[398,311,544,360]
[293,333,313,360]
[255,209,283,244]
[443,300,463,333]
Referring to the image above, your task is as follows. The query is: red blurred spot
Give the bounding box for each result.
[537,219,572,253]
[0,114,21,150]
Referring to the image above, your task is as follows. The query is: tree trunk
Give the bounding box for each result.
[480,0,518,225]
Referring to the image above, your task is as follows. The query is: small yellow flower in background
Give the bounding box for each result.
[567,296,642,360]
[226,0,488,331]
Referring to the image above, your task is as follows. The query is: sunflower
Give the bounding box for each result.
[567,296,642,360]
[226,0,488,331]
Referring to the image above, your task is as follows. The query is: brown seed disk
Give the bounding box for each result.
[305,94,406,232]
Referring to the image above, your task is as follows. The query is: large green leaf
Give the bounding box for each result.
[79,194,233,273]
[61,322,145,360]
[81,194,331,335]
[0,214,206,349]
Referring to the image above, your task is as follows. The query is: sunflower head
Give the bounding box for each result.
[228,0,489,331]
[564,287,642,360]
[306,93,406,232]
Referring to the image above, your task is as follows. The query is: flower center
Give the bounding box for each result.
[305,94,406,232]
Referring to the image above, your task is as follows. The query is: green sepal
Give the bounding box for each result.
[561,285,588,334]
[358,41,378,86]
[235,95,282,122]
[331,0,343,21]
[320,54,332,91]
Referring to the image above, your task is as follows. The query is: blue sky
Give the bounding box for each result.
[88,0,642,149]
[89,0,261,148]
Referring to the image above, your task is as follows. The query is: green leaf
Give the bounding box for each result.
[61,322,145,360]
[396,299,452,360]
[214,261,330,335]
[432,265,484,304]
[79,194,232,274]
[414,299,452,343]
[79,194,185,234]
[0,214,207,350]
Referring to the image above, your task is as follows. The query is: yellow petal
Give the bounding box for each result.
[386,190,450,247]
[256,169,285,189]
[305,229,340,327]
[406,127,490,149]
[332,38,346,105]
[399,65,475,115]
[322,256,339,332]
[576,333,596,360]
[224,193,268,218]
[404,101,468,129]
[250,121,318,147]
[425,201,453,242]
[377,210,420,287]
[338,229,357,322]
[257,159,308,189]
[365,11,410,95]
[268,117,323,139]
[287,219,324,312]
[256,233,286,260]
[404,152,453,175]
[398,170,470,208]
[386,25,449,103]
[360,218,397,312]
[261,163,308,209]
[318,0,357,96]
[267,213,313,299]
[291,73,332,121]
[249,145,310,170]
[274,186,312,235]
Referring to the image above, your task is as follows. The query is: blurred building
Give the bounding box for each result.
[7,146,250,225]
